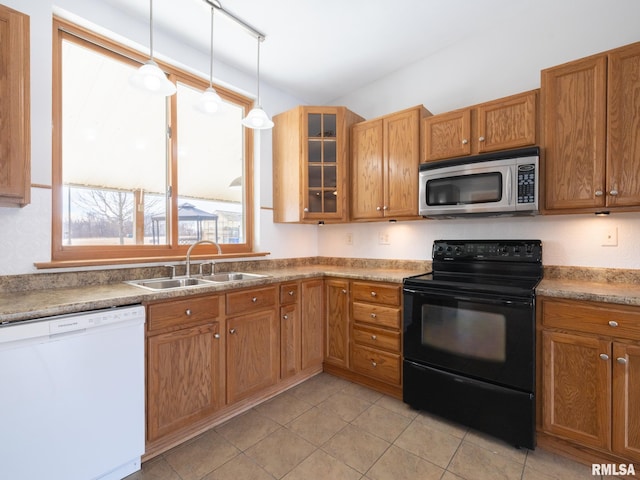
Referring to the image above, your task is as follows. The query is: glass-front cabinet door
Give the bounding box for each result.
[305,111,338,218]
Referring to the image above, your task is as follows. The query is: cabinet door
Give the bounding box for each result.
[226,310,279,404]
[385,108,421,217]
[280,303,300,379]
[422,109,471,161]
[542,55,608,210]
[325,279,350,368]
[147,323,223,442]
[351,119,384,220]
[477,91,537,153]
[607,43,640,208]
[301,279,324,370]
[0,5,30,207]
[542,330,611,450]
[612,342,640,462]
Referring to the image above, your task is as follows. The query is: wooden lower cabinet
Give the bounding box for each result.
[539,296,640,465]
[301,279,324,370]
[226,308,279,404]
[146,295,224,443]
[325,279,350,368]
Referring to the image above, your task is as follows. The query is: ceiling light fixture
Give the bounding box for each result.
[129,0,176,96]
[242,36,274,130]
[196,5,222,114]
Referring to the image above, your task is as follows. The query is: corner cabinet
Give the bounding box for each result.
[351,106,430,220]
[0,5,30,207]
[542,41,640,213]
[422,90,538,162]
[538,296,640,465]
[273,106,364,223]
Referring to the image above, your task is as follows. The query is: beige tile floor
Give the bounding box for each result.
[127,373,618,480]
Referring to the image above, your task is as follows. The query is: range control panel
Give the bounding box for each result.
[432,240,542,262]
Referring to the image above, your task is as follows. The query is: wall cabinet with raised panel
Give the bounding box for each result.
[539,296,640,465]
[542,42,640,213]
[0,4,30,207]
[422,90,538,162]
[351,106,429,220]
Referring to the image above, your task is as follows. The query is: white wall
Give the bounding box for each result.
[324,0,640,269]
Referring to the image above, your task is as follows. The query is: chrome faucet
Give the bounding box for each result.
[185,240,222,278]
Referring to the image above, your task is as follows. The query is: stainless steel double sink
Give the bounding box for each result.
[126,272,269,291]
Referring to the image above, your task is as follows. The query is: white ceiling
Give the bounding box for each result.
[94,0,534,105]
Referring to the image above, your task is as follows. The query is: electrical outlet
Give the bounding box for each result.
[601,226,618,246]
[378,232,390,245]
[345,233,353,245]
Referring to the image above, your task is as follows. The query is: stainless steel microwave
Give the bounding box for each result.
[419,147,540,218]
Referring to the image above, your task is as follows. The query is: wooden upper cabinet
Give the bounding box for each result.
[272,106,363,223]
[351,106,428,220]
[422,109,471,161]
[542,41,640,213]
[477,91,537,153]
[0,5,30,207]
[423,90,538,162]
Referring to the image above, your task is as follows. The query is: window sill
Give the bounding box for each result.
[34,251,270,270]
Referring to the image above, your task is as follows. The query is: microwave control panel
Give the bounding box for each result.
[517,164,536,204]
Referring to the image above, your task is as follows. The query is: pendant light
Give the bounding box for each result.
[129,0,176,96]
[242,36,274,130]
[196,5,222,114]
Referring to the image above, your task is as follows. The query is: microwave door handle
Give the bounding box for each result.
[506,167,513,204]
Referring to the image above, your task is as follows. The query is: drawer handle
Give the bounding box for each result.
[371,291,377,297]
[617,357,627,365]
[608,320,619,327]
[288,290,295,296]
[370,313,377,319]
[252,297,258,303]
[371,335,377,340]
[599,353,609,361]
[214,333,220,339]
[283,314,288,320]
[229,328,237,335]
[372,361,377,367]
[185,309,192,316]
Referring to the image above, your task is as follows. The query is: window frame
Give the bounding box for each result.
[50,17,256,266]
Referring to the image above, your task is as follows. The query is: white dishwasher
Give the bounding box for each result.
[0,305,145,480]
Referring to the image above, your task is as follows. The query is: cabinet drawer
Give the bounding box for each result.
[352,324,400,352]
[353,302,401,329]
[542,298,640,340]
[351,344,401,385]
[227,286,278,316]
[280,282,299,305]
[352,282,400,306]
[148,296,220,332]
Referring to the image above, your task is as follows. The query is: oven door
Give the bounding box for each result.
[403,286,534,392]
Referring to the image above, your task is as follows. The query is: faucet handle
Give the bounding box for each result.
[199,261,216,276]
[164,265,176,279]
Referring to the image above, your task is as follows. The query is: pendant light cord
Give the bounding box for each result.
[256,37,261,106]
[149,0,154,61]
[209,6,214,87]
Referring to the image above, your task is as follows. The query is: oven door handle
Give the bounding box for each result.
[404,289,532,308]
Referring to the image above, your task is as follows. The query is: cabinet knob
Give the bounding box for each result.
[303,207,309,212]
[372,361,377,367]
[252,297,258,303]
[609,189,619,196]
[371,335,377,340]
[599,353,609,361]
[288,290,295,296]
[376,206,382,211]
[342,289,347,294]
[185,309,192,316]
[608,320,619,327]
[478,136,485,142]
[283,314,288,320]
[617,357,628,365]
[595,190,604,197]
[371,291,377,297]
[229,328,237,335]
[214,333,220,339]
[461,139,468,145]
[383,205,388,210]
[370,313,377,318]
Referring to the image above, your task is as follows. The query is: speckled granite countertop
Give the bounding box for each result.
[0,264,424,324]
[537,278,640,306]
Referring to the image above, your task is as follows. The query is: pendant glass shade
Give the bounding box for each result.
[130,60,176,96]
[196,86,222,114]
[242,106,274,129]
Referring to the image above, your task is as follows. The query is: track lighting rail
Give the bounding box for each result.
[202,0,266,41]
